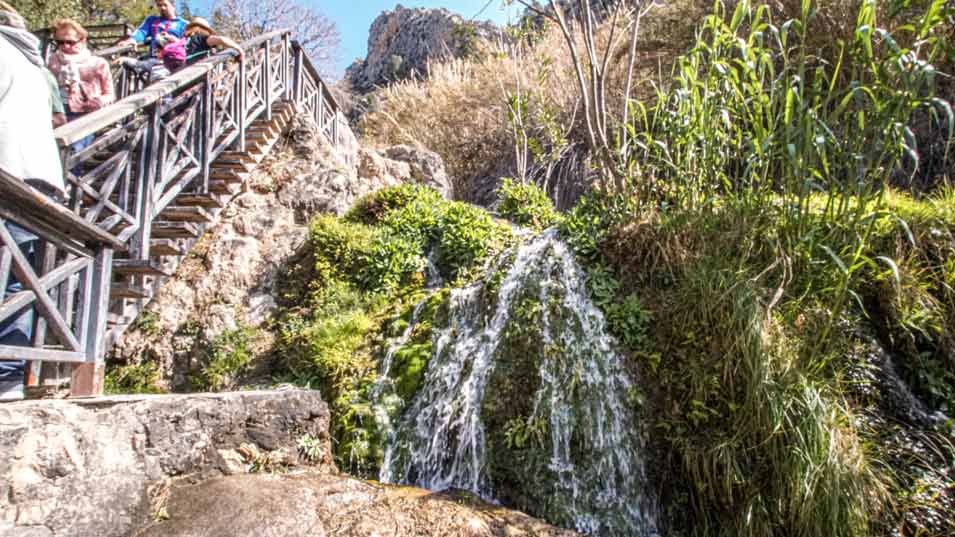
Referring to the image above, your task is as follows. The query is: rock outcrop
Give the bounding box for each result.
[346,5,497,93]
[133,473,579,537]
[108,112,452,390]
[0,390,332,537]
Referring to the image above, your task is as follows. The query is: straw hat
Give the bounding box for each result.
[185,17,214,36]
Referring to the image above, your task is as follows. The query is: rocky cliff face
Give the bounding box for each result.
[107,112,451,391]
[346,5,497,93]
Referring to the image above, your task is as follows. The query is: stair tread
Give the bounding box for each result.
[175,193,225,208]
[150,239,186,256]
[110,283,151,299]
[151,221,200,239]
[113,259,173,277]
[159,206,214,223]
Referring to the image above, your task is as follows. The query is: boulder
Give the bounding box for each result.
[132,473,580,537]
[0,390,332,537]
[384,144,453,199]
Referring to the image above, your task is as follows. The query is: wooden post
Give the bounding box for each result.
[317,85,325,134]
[282,33,291,100]
[293,44,303,103]
[200,71,212,193]
[264,43,272,121]
[130,105,160,262]
[26,241,56,387]
[70,246,112,397]
[238,55,246,153]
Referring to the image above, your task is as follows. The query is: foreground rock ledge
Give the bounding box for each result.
[0,390,333,537]
[0,390,578,537]
[133,473,580,537]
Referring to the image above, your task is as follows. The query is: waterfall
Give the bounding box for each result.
[379,230,659,536]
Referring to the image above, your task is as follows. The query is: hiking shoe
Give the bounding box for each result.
[0,379,24,402]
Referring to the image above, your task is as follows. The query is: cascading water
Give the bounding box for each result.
[378,230,659,536]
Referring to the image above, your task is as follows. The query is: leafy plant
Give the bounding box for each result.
[496,177,563,231]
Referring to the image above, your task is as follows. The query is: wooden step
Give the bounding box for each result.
[208,180,241,195]
[150,239,186,256]
[217,151,257,164]
[113,259,173,277]
[107,313,133,326]
[211,159,255,172]
[110,283,151,300]
[151,221,200,239]
[209,169,248,183]
[175,193,224,209]
[159,206,213,223]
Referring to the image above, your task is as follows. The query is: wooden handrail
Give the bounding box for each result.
[0,168,123,249]
[291,40,342,113]
[55,29,292,146]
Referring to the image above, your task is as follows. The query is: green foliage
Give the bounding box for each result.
[275,187,510,475]
[503,416,547,450]
[297,433,324,463]
[346,184,443,226]
[13,0,152,30]
[349,185,513,288]
[495,178,563,231]
[192,325,256,391]
[104,362,163,394]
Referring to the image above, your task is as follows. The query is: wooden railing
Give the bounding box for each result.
[0,29,350,397]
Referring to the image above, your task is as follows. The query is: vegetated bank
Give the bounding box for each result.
[289,0,954,535]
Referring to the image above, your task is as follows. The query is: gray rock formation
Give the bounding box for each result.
[346,5,497,93]
[0,390,332,537]
[384,144,453,199]
[108,113,452,390]
[133,473,579,537]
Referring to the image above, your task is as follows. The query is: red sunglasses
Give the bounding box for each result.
[56,38,82,46]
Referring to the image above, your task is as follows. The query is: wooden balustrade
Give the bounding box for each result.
[0,28,351,398]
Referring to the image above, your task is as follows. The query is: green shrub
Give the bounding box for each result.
[193,325,256,391]
[104,362,164,394]
[346,184,444,226]
[495,178,563,231]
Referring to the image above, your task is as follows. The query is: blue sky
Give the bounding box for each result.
[187,1,520,78]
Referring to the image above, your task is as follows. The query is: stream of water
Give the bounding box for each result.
[378,230,659,536]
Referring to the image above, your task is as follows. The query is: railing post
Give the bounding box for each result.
[293,43,303,103]
[70,246,112,397]
[201,71,212,193]
[282,33,291,100]
[317,83,325,133]
[264,42,273,121]
[130,104,160,261]
[238,55,247,153]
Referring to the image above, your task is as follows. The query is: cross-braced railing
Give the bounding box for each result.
[0,29,351,397]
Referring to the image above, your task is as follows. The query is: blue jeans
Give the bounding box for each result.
[0,222,38,382]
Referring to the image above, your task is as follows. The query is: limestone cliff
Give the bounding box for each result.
[345,5,497,93]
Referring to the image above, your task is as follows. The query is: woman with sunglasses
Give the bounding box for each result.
[46,19,114,123]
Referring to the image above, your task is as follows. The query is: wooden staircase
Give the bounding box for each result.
[105,101,296,343]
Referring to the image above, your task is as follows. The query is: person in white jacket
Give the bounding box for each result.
[0,0,66,401]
